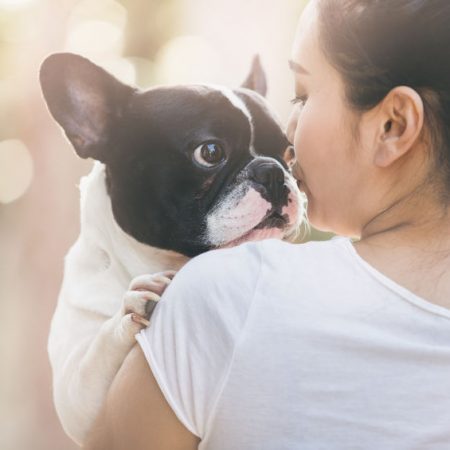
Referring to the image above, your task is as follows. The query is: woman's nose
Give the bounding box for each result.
[283,146,296,169]
[286,107,300,145]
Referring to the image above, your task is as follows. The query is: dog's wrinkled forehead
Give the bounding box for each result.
[39,52,290,168]
[235,88,290,162]
[122,83,290,171]
[125,84,254,153]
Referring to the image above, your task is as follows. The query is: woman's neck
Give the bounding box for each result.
[354,182,450,309]
[360,182,450,248]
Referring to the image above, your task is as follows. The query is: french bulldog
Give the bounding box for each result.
[39,52,303,445]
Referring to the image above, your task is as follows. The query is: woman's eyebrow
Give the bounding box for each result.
[288,59,310,75]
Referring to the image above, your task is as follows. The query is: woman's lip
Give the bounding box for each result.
[291,162,303,181]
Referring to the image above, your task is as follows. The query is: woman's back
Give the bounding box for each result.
[354,230,450,312]
[137,239,450,449]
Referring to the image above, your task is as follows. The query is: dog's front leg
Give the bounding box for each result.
[52,271,175,445]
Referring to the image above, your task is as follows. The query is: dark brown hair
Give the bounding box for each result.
[317,0,450,195]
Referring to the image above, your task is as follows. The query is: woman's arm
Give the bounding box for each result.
[84,344,200,450]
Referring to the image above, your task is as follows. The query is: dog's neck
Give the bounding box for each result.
[79,162,190,278]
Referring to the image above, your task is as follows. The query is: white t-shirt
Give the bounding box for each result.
[136,237,450,449]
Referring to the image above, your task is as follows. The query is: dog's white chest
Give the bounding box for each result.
[60,162,188,317]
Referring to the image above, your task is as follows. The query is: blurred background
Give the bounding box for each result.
[0,0,332,448]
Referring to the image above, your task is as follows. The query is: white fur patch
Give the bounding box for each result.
[206,182,271,246]
[205,156,306,247]
[73,161,189,317]
[202,83,256,156]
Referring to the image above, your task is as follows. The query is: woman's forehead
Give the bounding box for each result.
[291,2,320,74]
[291,2,336,84]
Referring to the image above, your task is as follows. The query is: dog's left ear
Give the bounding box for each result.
[241,54,267,97]
[39,53,135,162]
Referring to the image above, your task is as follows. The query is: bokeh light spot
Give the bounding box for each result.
[65,20,123,56]
[0,0,34,10]
[155,35,222,85]
[99,57,136,85]
[0,139,34,204]
[69,0,127,30]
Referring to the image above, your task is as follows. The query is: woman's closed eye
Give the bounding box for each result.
[290,94,308,107]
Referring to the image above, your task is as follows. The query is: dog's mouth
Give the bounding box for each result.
[254,210,288,229]
[218,210,289,249]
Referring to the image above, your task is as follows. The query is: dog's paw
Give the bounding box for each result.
[122,270,177,327]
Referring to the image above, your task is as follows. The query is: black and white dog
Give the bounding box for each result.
[40,52,303,445]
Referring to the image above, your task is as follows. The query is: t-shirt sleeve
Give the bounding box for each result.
[135,242,263,438]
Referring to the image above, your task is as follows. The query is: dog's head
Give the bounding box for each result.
[40,53,303,257]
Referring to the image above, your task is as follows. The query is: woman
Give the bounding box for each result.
[86,0,450,448]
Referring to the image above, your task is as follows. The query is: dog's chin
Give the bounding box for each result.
[218,226,285,249]
[216,212,293,249]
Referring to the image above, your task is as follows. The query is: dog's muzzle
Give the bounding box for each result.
[247,158,288,207]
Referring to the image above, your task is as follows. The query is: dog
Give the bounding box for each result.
[39,52,303,445]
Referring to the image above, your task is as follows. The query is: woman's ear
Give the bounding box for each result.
[373,86,424,167]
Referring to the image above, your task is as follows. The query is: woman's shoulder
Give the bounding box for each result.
[164,241,265,316]
[179,240,264,284]
[258,236,354,269]
[189,236,351,267]
[176,237,356,300]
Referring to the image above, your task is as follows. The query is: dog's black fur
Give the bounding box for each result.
[40,53,291,257]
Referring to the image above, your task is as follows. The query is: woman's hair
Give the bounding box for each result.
[316,0,450,196]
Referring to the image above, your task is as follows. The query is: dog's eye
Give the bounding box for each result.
[193,143,225,168]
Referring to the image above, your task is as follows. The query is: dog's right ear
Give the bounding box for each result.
[241,54,267,98]
[39,53,135,161]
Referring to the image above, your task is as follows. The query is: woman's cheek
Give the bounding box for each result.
[293,106,316,166]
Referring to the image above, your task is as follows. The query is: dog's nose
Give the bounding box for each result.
[249,160,286,203]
